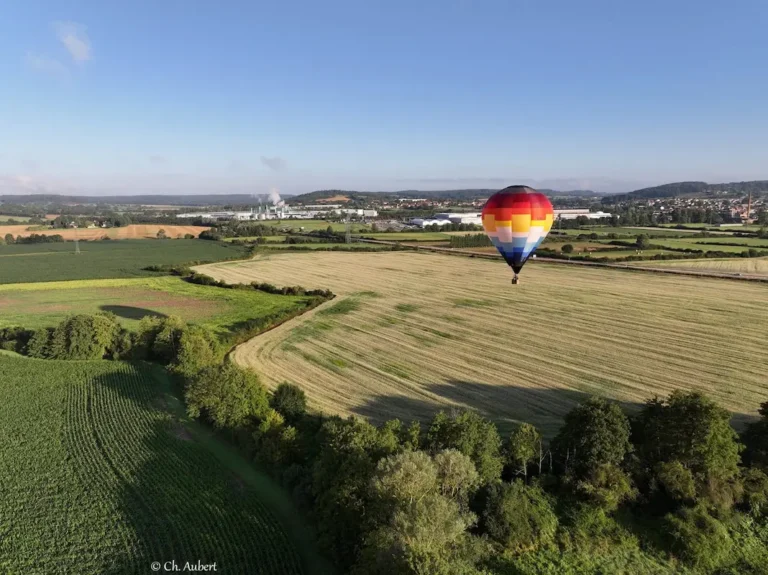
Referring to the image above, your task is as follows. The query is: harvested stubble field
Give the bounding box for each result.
[0,354,313,574]
[0,223,209,240]
[197,252,768,436]
[633,257,768,277]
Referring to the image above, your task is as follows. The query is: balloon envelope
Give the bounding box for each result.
[481,186,554,274]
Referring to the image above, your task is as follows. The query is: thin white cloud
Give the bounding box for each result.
[260,156,286,171]
[54,21,91,63]
[25,52,69,78]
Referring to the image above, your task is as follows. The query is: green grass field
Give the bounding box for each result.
[0,215,31,223]
[258,242,393,250]
[0,240,249,284]
[0,276,312,338]
[254,219,370,232]
[0,353,328,574]
[550,227,692,238]
[359,232,453,241]
[222,235,289,242]
[672,236,768,247]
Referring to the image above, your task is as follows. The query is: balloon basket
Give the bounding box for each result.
[511,275,520,285]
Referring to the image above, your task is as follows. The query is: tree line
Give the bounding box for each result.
[3,308,767,573]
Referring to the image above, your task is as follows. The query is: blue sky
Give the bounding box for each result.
[0,0,766,195]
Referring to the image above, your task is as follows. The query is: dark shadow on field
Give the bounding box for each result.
[76,367,320,575]
[99,305,167,320]
[350,379,759,438]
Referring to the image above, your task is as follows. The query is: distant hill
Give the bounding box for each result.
[0,194,270,206]
[288,188,602,204]
[611,180,768,201]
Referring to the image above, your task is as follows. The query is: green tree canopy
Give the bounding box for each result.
[632,391,743,501]
[552,396,631,478]
[482,480,558,553]
[506,423,541,480]
[427,411,503,484]
[48,313,122,360]
[270,382,307,422]
[185,361,269,429]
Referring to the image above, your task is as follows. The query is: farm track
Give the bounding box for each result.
[197,252,768,436]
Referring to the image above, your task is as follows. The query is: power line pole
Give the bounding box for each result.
[74,226,81,255]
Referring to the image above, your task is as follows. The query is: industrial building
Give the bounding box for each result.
[553,208,612,220]
[409,212,482,228]
[176,204,377,221]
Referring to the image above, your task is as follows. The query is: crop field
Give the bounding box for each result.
[0,354,316,574]
[222,235,290,242]
[0,223,210,240]
[0,239,248,284]
[253,219,370,232]
[197,252,768,436]
[0,276,311,337]
[633,257,768,277]
[672,236,768,247]
[550,227,693,238]
[359,232,454,241]
[651,238,768,253]
[0,215,31,223]
[259,242,393,250]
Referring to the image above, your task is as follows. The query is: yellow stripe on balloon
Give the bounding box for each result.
[482,214,497,232]
[511,214,531,232]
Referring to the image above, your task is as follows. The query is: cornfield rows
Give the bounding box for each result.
[0,355,303,574]
[197,252,768,436]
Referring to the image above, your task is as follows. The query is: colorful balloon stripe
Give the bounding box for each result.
[481,186,554,274]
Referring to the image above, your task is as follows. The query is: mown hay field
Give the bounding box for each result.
[633,257,768,277]
[0,276,312,339]
[197,252,768,436]
[0,223,210,240]
[0,354,314,574]
[0,239,248,284]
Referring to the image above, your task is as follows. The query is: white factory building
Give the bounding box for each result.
[554,208,612,220]
[176,205,377,221]
[409,212,482,228]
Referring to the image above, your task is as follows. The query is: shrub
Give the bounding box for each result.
[0,327,34,354]
[151,316,187,364]
[483,480,558,553]
[172,325,220,378]
[575,463,637,511]
[559,502,633,553]
[741,468,768,517]
[26,328,53,358]
[561,244,574,254]
[664,506,732,570]
[655,460,696,503]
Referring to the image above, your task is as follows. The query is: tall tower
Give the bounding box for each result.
[747,192,753,223]
[74,227,81,255]
[345,211,352,244]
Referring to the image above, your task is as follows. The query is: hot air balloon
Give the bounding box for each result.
[481,186,554,284]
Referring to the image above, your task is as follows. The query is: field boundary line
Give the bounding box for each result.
[357,239,768,284]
